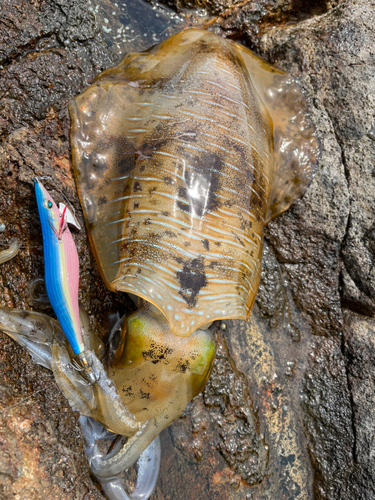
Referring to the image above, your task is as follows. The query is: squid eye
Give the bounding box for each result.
[43,200,53,209]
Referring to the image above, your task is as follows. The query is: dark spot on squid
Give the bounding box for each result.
[202,239,209,251]
[116,147,136,176]
[224,199,235,208]
[165,229,177,238]
[231,230,245,247]
[147,231,161,242]
[177,257,207,307]
[98,195,107,205]
[142,342,173,364]
[141,377,152,388]
[176,359,190,373]
[139,389,150,400]
[133,181,142,192]
[122,386,133,397]
[163,176,173,185]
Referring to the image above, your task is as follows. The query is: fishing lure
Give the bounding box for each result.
[34,180,88,363]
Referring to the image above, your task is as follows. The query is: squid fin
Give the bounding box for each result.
[236,44,320,223]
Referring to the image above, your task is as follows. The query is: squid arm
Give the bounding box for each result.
[0,233,159,498]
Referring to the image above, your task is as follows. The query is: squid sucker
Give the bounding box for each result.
[0,29,319,499]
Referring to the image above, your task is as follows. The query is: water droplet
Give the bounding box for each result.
[368,122,375,140]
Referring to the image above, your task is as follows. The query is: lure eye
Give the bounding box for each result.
[43,200,53,209]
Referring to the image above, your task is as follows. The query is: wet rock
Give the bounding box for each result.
[256,244,287,327]
[302,336,354,499]
[219,0,342,44]
[87,0,190,57]
[159,330,267,499]
[187,331,267,485]
[341,266,375,317]
[0,1,115,139]
[254,1,375,498]
[256,2,375,327]
[151,0,342,40]
[343,311,375,499]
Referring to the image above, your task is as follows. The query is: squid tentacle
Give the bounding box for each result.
[0,239,19,265]
[89,350,144,432]
[0,307,62,370]
[90,420,152,478]
[79,416,161,500]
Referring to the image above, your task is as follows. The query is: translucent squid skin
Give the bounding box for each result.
[109,303,216,423]
[0,28,319,498]
[70,28,319,338]
[0,238,19,265]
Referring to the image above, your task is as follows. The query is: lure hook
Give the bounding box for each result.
[71,359,86,372]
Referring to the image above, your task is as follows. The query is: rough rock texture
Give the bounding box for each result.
[254,3,375,498]
[1,0,375,499]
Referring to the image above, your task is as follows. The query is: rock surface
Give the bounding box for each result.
[1,0,375,499]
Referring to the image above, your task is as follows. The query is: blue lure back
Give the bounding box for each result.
[34,179,84,356]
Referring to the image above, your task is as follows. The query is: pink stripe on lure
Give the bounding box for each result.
[34,179,84,355]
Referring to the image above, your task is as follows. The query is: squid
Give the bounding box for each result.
[0,29,319,499]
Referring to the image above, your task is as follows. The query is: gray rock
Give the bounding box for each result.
[255,3,375,498]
